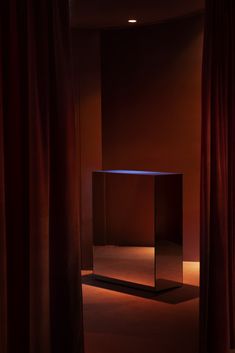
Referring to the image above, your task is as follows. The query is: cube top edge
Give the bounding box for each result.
[93,169,182,176]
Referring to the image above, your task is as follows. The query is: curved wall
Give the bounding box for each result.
[102,14,204,260]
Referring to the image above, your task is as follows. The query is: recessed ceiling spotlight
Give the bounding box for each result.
[128,19,137,23]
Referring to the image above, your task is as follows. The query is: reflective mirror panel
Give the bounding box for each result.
[93,171,155,288]
[92,170,183,291]
[154,174,183,289]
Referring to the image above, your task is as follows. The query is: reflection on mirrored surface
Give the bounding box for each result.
[94,246,155,287]
[155,241,183,286]
[92,170,183,291]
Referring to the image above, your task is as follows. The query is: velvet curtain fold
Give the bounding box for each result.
[200,1,235,353]
[0,1,83,353]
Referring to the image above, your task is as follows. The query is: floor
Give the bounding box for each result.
[82,262,199,353]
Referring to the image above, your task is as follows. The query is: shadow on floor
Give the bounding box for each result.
[82,274,199,304]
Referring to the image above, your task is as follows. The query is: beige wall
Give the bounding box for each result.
[101,14,203,261]
[72,30,102,268]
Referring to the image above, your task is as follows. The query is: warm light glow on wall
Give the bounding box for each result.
[128,19,137,23]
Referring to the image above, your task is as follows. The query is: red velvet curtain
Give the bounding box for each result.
[200,1,235,352]
[0,1,83,353]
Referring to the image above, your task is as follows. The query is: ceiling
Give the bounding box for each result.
[70,0,204,29]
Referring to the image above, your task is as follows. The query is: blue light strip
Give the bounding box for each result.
[94,170,180,175]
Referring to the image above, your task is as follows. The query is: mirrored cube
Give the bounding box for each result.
[92,170,183,291]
